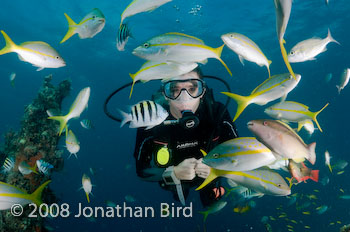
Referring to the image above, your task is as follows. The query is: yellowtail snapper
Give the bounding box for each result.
[117,23,132,51]
[119,100,169,129]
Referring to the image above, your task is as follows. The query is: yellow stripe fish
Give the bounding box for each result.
[121,0,172,26]
[132,32,232,76]
[65,129,80,158]
[128,61,198,98]
[221,32,272,78]
[0,31,65,71]
[196,167,290,196]
[48,87,90,136]
[201,137,276,171]
[222,73,301,122]
[198,200,227,223]
[60,8,105,43]
[0,180,51,210]
[264,101,329,132]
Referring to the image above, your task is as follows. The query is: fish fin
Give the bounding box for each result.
[310,170,319,182]
[196,168,219,191]
[336,85,341,94]
[36,67,44,71]
[200,149,207,157]
[30,162,39,174]
[238,55,245,65]
[297,122,304,132]
[129,74,136,99]
[312,103,329,132]
[327,28,340,45]
[60,13,78,44]
[280,94,287,102]
[118,109,130,128]
[198,210,209,223]
[292,157,305,163]
[307,142,316,165]
[279,40,297,80]
[267,65,271,78]
[29,180,51,206]
[0,30,17,55]
[47,115,68,136]
[221,92,252,122]
[199,59,208,65]
[145,125,156,130]
[215,44,232,76]
[327,163,333,173]
[86,192,90,203]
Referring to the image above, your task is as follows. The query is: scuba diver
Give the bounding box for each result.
[132,67,238,207]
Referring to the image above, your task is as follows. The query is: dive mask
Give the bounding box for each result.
[162,79,205,100]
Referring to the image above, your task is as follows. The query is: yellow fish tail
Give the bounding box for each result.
[85,192,90,203]
[60,13,78,44]
[312,103,329,133]
[29,180,51,206]
[215,44,232,76]
[221,92,252,122]
[327,163,333,173]
[48,115,69,136]
[0,30,17,55]
[129,73,136,99]
[279,40,296,80]
[196,168,219,191]
[297,121,303,132]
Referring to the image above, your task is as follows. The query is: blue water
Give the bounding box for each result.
[0,0,350,231]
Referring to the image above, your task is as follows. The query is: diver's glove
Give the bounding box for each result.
[195,158,210,179]
[174,158,197,180]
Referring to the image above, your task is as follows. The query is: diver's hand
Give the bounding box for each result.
[174,158,197,180]
[195,158,210,179]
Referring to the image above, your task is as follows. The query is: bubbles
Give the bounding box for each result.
[188,5,202,16]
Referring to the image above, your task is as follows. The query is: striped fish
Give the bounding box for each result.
[1,156,15,173]
[36,159,53,175]
[119,100,169,129]
[80,119,94,129]
[116,23,132,51]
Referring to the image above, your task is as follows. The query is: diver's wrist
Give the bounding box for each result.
[162,166,181,185]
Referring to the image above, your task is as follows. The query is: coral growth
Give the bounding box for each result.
[341,224,350,232]
[0,75,71,231]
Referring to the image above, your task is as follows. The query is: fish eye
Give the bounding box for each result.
[143,43,150,48]
[290,51,295,55]
[213,153,219,159]
[278,184,281,187]
[263,121,268,126]
[55,56,59,59]
[92,15,96,19]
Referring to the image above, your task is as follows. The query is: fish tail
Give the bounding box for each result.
[221,92,251,122]
[313,103,329,132]
[327,28,340,45]
[279,40,297,80]
[198,211,209,223]
[215,44,232,76]
[0,30,17,55]
[129,73,136,99]
[60,13,77,44]
[200,149,208,157]
[85,192,90,203]
[336,85,341,94]
[30,180,51,206]
[310,170,319,182]
[297,121,304,132]
[48,115,68,136]
[327,163,333,173]
[196,168,219,191]
[118,109,130,128]
[307,142,316,165]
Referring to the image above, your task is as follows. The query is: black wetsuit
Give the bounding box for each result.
[133,90,238,207]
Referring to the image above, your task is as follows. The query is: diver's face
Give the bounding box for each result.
[166,72,204,119]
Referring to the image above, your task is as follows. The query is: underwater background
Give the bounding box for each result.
[0,0,350,231]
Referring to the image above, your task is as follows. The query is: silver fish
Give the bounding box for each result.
[336,68,350,94]
[80,119,94,129]
[119,100,169,129]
